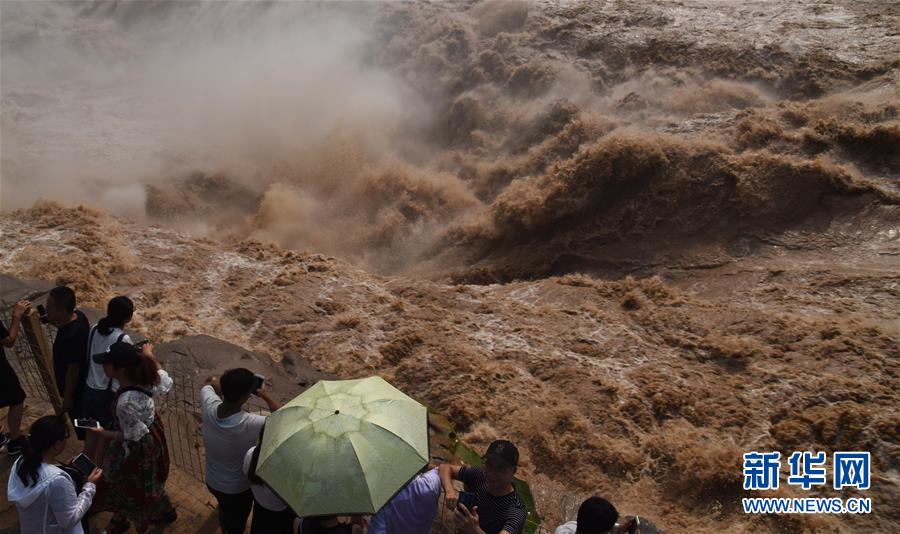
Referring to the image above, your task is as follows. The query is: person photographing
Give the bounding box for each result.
[7,415,102,534]
[202,368,282,534]
[440,440,527,534]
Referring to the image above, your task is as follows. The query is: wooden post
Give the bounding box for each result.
[20,310,64,415]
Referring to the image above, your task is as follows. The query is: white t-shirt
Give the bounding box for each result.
[201,385,266,494]
[85,327,132,391]
[243,446,288,511]
[555,521,577,534]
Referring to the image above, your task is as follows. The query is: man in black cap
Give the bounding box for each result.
[439,439,527,534]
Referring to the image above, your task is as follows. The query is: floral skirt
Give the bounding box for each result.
[93,415,174,532]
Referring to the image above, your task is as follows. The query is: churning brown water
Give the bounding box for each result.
[2,1,898,532]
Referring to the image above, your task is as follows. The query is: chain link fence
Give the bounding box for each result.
[1,308,62,414]
[155,361,272,484]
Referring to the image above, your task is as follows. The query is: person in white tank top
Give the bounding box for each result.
[82,296,134,464]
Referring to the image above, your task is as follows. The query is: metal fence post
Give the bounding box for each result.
[19,310,64,415]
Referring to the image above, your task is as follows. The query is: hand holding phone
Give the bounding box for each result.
[71,453,97,476]
[458,490,477,512]
[87,467,103,484]
[73,418,101,430]
[36,304,49,324]
[252,373,266,396]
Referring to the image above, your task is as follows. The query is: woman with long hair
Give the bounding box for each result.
[87,341,177,533]
[83,295,135,464]
[7,415,102,534]
[244,424,295,533]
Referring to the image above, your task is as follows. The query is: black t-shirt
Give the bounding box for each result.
[53,310,90,398]
[0,321,9,361]
[458,467,527,534]
[0,319,26,402]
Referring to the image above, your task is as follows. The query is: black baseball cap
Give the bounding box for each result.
[484,440,519,468]
[92,341,140,365]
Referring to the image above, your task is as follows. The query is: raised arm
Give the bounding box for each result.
[141,344,173,396]
[1,300,30,347]
[439,462,463,510]
[257,382,282,412]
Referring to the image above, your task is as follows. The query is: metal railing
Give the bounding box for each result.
[0,308,62,413]
[156,368,208,481]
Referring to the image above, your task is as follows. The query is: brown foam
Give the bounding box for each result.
[4,2,900,532]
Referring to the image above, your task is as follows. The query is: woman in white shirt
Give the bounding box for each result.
[86,341,176,534]
[244,424,295,533]
[7,415,102,534]
[83,295,134,464]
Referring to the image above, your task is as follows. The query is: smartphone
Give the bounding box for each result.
[36,304,48,324]
[134,339,150,349]
[71,453,96,476]
[73,418,100,429]
[251,373,265,395]
[458,491,477,511]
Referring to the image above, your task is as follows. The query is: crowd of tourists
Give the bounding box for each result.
[1,288,659,533]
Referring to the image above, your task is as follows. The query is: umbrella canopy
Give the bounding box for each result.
[256,376,429,516]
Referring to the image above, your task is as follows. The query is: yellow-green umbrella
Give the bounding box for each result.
[256,376,429,516]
